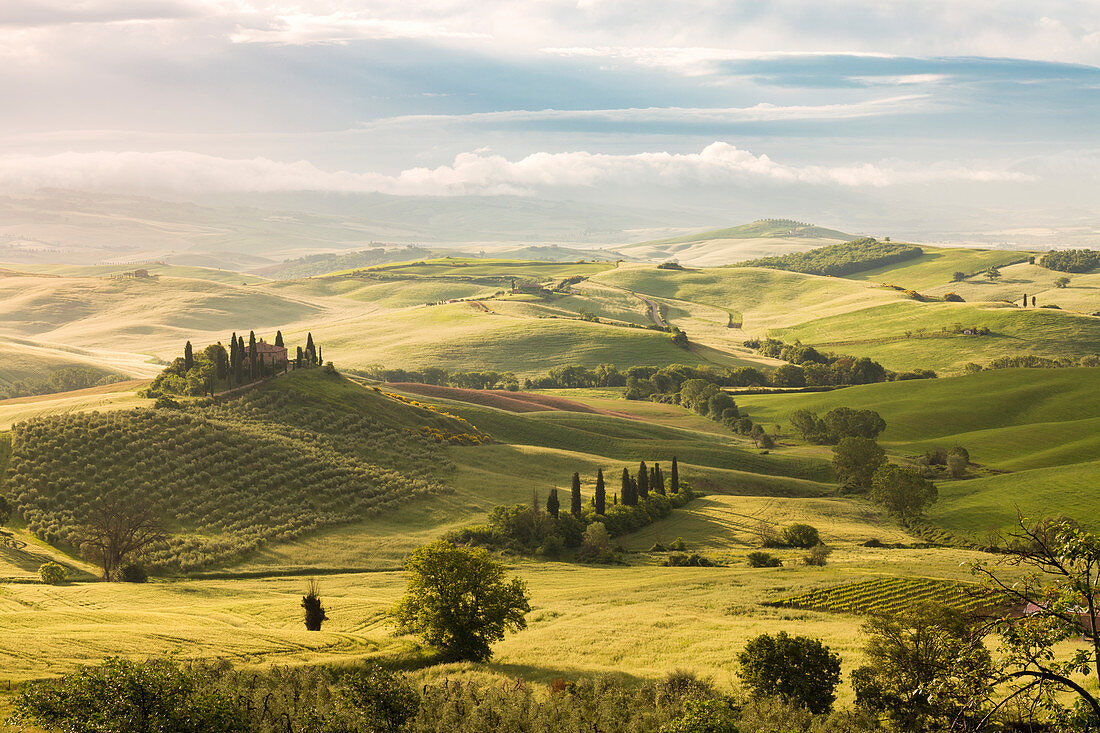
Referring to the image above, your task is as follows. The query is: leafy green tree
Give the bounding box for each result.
[771,363,806,387]
[790,409,826,442]
[594,469,606,514]
[78,498,167,580]
[952,271,967,282]
[822,407,886,441]
[737,632,842,714]
[832,437,887,492]
[547,487,560,518]
[973,517,1100,727]
[0,494,10,526]
[302,579,328,631]
[579,522,615,563]
[10,657,249,733]
[392,541,530,662]
[660,698,740,733]
[985,267,1002,281]
[853,605,994,732]
[571,472,582,516]
[870,464,938,520]
[1054,275,1071,288]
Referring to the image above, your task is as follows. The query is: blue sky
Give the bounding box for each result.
[2,1,1100,238]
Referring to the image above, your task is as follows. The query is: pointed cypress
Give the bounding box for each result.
[183,341,193,371]
[296,346,304,369]
[637,461,649,500]
[275,330,284,347]
[236,336,246,383]
[655,463,665,496]
[532,488,540,514]
[571,472,582,517]
[594,469,606,514]
[547,488,560,518]
[316,346,322,365]
[670,456,680,494]
[306,332,316,365]
[621,468,633,506]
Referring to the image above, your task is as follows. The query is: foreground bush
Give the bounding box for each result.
[10,657,893,733]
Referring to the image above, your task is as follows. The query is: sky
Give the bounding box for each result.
[3,0,1100,239]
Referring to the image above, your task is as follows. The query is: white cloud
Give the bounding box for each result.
[364,95,929,129]
[0,144,1030,196]
[228,11,486,45]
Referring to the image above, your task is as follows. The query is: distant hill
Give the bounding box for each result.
[644,219,856,245]
[618,219,860,266]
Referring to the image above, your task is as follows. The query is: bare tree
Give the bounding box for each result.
[78,499,167,580]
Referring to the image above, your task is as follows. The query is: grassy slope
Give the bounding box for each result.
[5,263,269,285]
[737,368,1100,536]
[356,258,615,280]
[0,380,150,430]
[846,246,1029,291]
[638,220,855,246]
[771,301,1100,372]
[924,262,1100,314]
[591,265,901,333]
[304,302,745,376]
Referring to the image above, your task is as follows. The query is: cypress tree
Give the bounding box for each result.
[637,461,649,500]
[655,463,665,495]
[248,331,258,381]
[532,488,540,514]
[236,336,246,383]
[296,346,304,369]
[214,342,227,381]
[547,488,560,518]
[1022,293,1027,308]
[228,333,238,385]
[621,468,633,506]
[571,472,582,517]
[670,456,680,494]
[595,469,606,514]
[613,493,618,506]
[306,332,316,366]
[183,341,193,371]
[317,346,322,365]
[275,330,284,347]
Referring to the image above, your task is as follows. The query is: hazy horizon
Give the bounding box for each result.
[2,1,1100,245]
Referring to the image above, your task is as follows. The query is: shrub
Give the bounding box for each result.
[943,292,964,302]
[10,657,248,733]
[746,551,782,568]
[579,522,616,563]
[38,562,68,585]
[336,665,420,733]
[782,523,820,549]
[302,579,328,631]
[737,632,842,714]
[668,536,688,551]
[803,544,833,567]
[664,553,717,567]
[660,698,740,733]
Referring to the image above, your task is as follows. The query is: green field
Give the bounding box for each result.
[1,238,1098,722]
[847,246,1030,291]
[771,300,1100,372]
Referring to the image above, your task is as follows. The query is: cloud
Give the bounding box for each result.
[363,95,929,129]
[228,11,487,45]
[0,144,1030,197]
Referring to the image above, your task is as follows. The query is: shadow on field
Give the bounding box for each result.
[487,662,649,686]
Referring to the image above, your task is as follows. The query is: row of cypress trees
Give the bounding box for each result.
[544,457,681,517]
[180,330,321,392]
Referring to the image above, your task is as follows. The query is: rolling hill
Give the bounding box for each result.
[616,219,859,266]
